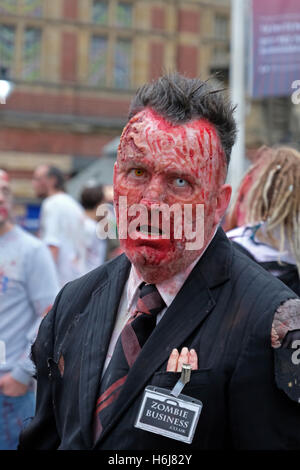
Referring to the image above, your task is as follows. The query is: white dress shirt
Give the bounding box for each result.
[102,228,218,374]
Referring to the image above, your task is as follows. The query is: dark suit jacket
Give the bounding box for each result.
[19,228,300,450]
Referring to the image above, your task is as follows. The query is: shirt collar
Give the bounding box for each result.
[126,226,218,310]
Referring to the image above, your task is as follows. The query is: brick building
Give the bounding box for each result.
[0,0,230,215]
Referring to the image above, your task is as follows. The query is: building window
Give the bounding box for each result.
[0,0,18,14]
[92,0,108,25]
[22,27,42,80]
[114,38,131,88]
[22,0,43,17]
[0,24,16,76]
[213,45,229,66]
[116,2,132,28]
[214,15,228,41]
[88,35,107,86]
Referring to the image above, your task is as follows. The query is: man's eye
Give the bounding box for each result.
[132,169,145,177]
[174,178,188,187]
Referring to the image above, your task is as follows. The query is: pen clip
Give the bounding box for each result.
[180,363,192,385]
[170,363,192,398]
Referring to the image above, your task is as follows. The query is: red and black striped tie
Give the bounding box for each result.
[93,282,166,441]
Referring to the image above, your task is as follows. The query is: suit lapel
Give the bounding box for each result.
[78,255,130,448]
[94,262,216,446]
[93,228,232,447]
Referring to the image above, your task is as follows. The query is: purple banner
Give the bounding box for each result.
[250,0,300,98]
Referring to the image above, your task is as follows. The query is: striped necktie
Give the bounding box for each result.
[93,282,166,441]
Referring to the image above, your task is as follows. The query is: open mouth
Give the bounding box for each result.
[136,224,164,236]
[137,225,164,235]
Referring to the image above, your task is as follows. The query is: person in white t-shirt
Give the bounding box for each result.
[80,182,107,273]
[33,165,87,287]
[0,169,59,449]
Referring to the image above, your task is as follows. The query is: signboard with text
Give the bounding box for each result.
[250,0,300,98]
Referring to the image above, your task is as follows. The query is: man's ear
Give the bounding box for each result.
[214,184,232,225]
[48,175,56,191]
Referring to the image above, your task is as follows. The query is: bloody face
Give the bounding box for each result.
[233,150,274,228]
[113,108,229,283]
[0,171,13,227]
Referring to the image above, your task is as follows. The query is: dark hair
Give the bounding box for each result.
[80,184,104,210]
[128,72,237,166]
[47,166,65,191]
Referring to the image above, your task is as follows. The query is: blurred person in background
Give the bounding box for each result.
[32,165,87,287]
[227,146,300,295]
[0,169,59,450]
[80,182,107,272]
[223,146,274,232]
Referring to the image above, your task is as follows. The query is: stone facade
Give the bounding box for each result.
[0,0,230,201]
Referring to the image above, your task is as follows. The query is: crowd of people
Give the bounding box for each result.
[0,165,115,449]
[32,164,113,286]
[0,72,299,450]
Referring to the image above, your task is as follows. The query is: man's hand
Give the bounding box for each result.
[0,373,28,396]
[167,347,198,372]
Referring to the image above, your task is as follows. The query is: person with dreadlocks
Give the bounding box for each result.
[227,146,300,295]
[224,146,274,232]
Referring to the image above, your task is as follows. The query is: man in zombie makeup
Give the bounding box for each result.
[19,74,300,450]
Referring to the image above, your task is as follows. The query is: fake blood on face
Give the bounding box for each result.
[0,207,8,218]
[114,108,228,283]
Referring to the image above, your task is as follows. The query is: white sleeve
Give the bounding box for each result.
[10,243,60,385]
[41,200,61,247]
